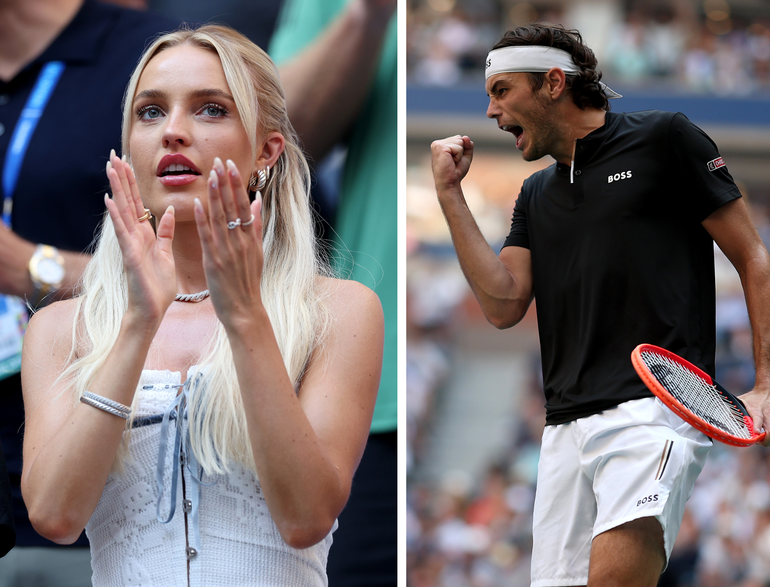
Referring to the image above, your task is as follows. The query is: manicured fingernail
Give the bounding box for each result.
[110,148,116,160]
[214,157,224,176]
[209,169,217,188]
[226,159,238,177]
[194,198,203,213]
[121,154,127,163]
[106,160,112,172]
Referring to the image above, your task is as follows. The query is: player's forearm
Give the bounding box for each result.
[278,0,394,162]
[23,312,157,544]
[741,250,770,389]
[439,187,528,328]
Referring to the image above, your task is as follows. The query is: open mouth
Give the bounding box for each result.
[501,124,523,136]
[156,155,202,186]
[160,164,200,177]
[500,125,524,149]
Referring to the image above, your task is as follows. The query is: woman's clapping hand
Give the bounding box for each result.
[194,157,264,330]
[104,150,176,327]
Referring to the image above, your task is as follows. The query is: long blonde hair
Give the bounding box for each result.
[62,25,330,474]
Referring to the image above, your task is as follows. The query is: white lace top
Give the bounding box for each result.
[85,368,335,587]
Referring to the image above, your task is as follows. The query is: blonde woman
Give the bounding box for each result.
[19,25,383,586]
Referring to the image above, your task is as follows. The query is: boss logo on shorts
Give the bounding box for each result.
[707,157,725,172]
[637,494,659,507]
[607,170,632,183]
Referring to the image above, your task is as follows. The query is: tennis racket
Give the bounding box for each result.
[631,343,765,447]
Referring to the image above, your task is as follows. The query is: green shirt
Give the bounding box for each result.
[270,0,397,433]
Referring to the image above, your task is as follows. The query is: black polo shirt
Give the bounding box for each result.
[504,110,741,425]
[0,0,178,547]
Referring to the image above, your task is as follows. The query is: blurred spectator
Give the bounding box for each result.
[148,0,282,51]
[407,0,770,94]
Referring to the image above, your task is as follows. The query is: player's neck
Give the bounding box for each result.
[573,108,608,141]
[553,107,608,165]
[0,0,84,82]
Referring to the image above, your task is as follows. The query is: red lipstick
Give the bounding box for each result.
[156,154,201,186]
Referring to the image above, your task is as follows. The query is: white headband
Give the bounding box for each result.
[485,45,622,99]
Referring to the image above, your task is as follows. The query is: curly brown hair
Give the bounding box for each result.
[493,24,609,111]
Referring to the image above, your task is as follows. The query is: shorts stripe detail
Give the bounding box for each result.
[655,440,673,480]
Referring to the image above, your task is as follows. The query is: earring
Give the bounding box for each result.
[249,166,270,191]
[257,166,269,191]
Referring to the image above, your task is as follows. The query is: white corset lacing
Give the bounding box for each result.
[85,368,336,587]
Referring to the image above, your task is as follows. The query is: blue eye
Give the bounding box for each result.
[137,105,162,120]
[202,103,228,117]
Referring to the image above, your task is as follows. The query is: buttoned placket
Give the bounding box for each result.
[181,449,196,587]
[152,374,212,586]
[570,140,586,206]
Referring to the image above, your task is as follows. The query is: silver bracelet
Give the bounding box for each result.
[80,392,131,420]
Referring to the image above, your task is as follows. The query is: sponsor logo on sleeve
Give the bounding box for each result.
[707,157,725,172]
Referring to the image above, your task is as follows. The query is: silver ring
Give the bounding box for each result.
[227,218,241,230]
[241,215,255,227]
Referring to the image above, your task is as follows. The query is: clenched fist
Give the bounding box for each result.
[430,135,474,194]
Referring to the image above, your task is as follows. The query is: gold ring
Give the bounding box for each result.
[137,208,151,222]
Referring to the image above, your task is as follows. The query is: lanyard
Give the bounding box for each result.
[2,61,66,227]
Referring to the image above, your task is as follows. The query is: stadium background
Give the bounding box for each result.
[406,0,770,585]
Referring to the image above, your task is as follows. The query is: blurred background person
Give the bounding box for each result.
[147,0,283,51]
[407,0,770,585]
[270,1,398,585]
[0,0,178,584]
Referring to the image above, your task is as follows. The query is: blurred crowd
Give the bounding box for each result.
[407,0,770,95]
[406,203,770,586]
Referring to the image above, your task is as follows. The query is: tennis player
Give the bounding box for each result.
[431,24,770,587]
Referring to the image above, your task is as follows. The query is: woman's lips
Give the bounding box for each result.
[159,174,199,186]
[156,154,201,186]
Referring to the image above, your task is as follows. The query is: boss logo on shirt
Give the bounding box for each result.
[707,157,725,172]
[636,494,659,506]
[607,170,632,183]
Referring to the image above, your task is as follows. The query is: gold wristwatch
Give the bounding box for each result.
[28,244,65,307]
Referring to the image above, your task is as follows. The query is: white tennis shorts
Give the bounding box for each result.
[530,397,711,587]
